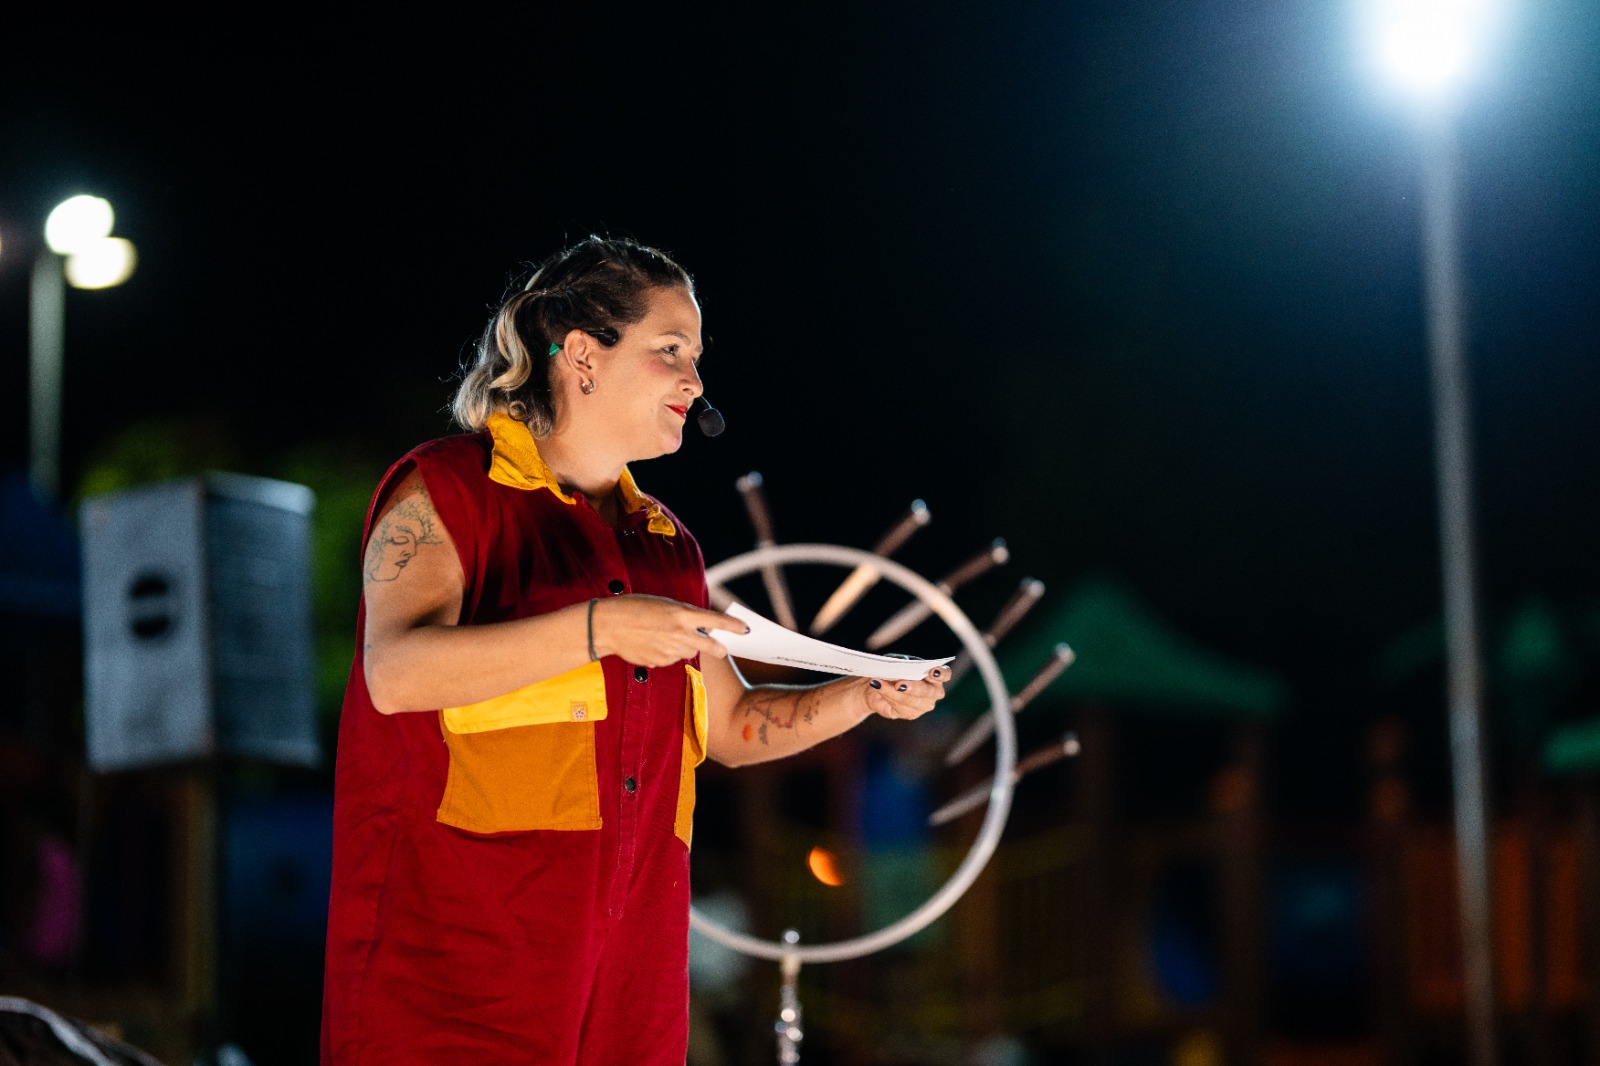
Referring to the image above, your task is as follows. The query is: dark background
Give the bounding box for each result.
[2,1,1597,1061]
[5,1,1596,805]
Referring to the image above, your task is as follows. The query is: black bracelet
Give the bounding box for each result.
[586,597,599,662]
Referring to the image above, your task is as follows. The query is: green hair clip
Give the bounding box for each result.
[547,342,561,357]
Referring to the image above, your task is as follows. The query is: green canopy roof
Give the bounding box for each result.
[1544,717,1600,778]
[958,574,1288,719]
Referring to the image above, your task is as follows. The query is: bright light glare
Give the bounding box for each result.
[44,195,116,254]
[1363,0,1499,96]
[65,237,137,289]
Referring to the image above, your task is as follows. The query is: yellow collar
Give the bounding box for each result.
[485,412,677,536]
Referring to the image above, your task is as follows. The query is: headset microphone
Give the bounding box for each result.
[697,397,726,438]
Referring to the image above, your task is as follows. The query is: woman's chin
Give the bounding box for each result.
[637,433,684,462]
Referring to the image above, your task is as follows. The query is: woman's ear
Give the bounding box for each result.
[557,329,596,375]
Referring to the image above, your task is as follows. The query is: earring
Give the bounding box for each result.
[580,379,596,395]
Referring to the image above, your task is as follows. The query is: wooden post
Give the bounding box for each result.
[1575,778,1600,1063]
[1521,762,1553,1066]
[954,748,1003,1040]
[174,770,220,1053]
[1073,707,1114,1065]
[1367,719,1413,1066]
[1215,722,1265,1066]
[826,730,869,1066]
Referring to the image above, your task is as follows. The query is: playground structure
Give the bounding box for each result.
[688,473,1600,1066]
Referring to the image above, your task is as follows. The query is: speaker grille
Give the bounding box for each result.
[81,474,318,770]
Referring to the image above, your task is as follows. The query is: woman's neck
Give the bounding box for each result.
[536,429,625,522]
[577,484,622,524]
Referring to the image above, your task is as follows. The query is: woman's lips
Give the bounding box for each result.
[667,405,688,419]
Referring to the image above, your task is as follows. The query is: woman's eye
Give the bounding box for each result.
[662,346,679,359]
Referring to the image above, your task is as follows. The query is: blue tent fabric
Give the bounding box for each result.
[0,470,80,618]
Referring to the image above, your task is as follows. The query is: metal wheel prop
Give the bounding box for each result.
[689,473,1080,1063]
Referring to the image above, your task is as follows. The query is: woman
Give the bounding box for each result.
[321,236,948,1064]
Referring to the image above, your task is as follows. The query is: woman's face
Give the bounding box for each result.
[593,285,705,460]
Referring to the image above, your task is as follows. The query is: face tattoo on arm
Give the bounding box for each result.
[365,486,446,584]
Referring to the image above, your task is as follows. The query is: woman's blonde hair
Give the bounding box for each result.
[453,236,694,437]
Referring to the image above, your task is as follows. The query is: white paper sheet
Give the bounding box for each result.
[710,603,954,681]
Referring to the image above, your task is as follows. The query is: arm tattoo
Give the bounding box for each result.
[739,687,822,746]
[363,488,445,584]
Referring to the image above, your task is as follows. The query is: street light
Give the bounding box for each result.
[30,195,138,501]
[44,195,115,255]
[1364,0,1500,99]
[1360,2,1502,1065]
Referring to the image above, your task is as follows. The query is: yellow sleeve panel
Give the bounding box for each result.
[441,660,608,732]
[674,665,709,848]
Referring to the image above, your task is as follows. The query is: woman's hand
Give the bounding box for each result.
[699,657,951,767]
[863,666,949,720]
[591,594,748,668]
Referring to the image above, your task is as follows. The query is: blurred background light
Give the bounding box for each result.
[1362,0,1501,98]
[44,195,115,255]
[807,846,845,887]
[64,236,138,290]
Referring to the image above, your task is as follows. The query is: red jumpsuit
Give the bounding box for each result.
[321,413,709,1065]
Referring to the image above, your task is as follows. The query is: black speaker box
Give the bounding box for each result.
[80,473,319,771]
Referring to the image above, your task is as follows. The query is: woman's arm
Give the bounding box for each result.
[361,467,742,714]
[698,648,948,767]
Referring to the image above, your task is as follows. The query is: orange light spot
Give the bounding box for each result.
[742,723,753,741]
[807,846,845,887]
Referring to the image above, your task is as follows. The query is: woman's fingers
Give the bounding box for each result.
[865,669,948,719]
[685,607,748,661]
[691,630,732,660]
[636,626,731,667]
[592,595,749,666]
[685,605,746,660]
[691,607,749,636]
[707,605,748,630]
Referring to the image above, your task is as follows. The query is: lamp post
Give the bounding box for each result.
[1361,2,1500,1064]
[1419,106,1497,1066]
[29,194,138,502]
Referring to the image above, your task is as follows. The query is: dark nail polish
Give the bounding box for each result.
[931,669,942,678]
[868,680,882,689]
[696,627,709,636]
[744,626,752,634]
[897,684,908,692]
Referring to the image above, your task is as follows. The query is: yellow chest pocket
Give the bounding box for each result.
[436,660,607,833]
[674,665,709,848]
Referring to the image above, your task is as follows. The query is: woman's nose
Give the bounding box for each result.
[681,362,703,398]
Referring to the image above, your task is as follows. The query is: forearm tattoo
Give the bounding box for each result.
[739,687,821,746]
[364,488,445,584]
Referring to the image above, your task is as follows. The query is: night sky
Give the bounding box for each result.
[3,2,1598,815]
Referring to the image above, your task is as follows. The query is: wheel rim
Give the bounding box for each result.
[692,542,1017,964]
